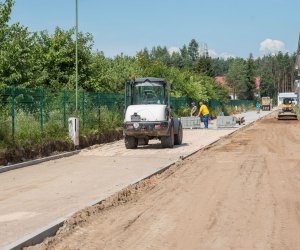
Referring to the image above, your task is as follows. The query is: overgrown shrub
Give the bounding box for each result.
[295,107,300,117]
[176,105,191,117]
[0,105,123,150]
[209,107,222,119]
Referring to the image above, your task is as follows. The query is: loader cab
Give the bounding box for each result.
[283,98,294,106]
[125,78,169,109]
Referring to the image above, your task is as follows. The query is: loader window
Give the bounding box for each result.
[132,82,166,105]
[283,98,292,105]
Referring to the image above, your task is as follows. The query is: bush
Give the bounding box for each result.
[223,106,237,115]
[43,110,68,141]
[295,107,300,117]
[0,120,10,148]
[14,111,43,145]
[0,105,123,151]
[209,107,222,119]
[176,105,191,117]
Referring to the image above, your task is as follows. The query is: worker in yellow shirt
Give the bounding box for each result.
[198,102,209,128]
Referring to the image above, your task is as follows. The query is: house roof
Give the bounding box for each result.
[215,76,225,85]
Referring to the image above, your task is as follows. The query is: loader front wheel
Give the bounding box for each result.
[125,136,138,149]
[161,125,174,148]
[174,122,183,145]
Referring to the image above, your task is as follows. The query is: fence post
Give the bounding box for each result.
[82,91,85,128]
[97,92,101,129]
[11,86,15,139]
[63,90,67,128]
[40,89,44,132]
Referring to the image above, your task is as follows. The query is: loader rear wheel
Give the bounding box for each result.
[125,136,138,149]
[161,125,174,148]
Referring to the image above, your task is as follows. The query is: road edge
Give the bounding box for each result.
[0,151,80,174]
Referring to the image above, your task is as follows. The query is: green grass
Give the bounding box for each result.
[295,107,300,118]
[0,106,123,150]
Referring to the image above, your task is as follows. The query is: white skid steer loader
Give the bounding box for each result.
[123,77,183,149]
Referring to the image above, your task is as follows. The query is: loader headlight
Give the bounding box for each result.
[133,122,139,129]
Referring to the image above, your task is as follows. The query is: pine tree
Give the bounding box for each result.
[243,53,256,100]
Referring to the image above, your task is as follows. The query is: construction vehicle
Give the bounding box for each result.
[123,77,183,149]
[278,92,298,106]
[277,97,298,120]
[261,97,271,111]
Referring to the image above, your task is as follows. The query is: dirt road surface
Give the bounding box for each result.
[27,115,300,250]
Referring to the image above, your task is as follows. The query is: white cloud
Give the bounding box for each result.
[168,46,235,59]
[168,46,180,55]
[219,52,236,59]
[208,49,218,57]
[259,38,286,55]
[208,49,235,59]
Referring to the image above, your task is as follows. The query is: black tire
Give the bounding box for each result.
[161,124,174,148]
[144,138,149,145]
[174,122,183,145]
[125,136,138,149]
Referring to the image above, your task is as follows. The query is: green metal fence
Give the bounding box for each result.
[0,87,126,140]
[208,100,256,109]
[0,87,255,142]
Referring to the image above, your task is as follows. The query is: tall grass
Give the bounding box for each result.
[0,106,123,149]
[295,107,300,118]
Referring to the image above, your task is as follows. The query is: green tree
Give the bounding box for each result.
[0,23,36,88]
[180,45,190,69]
[34,28,93,90]
[188,39,199,62]
[242,53,256,100]
[150,46,171,66]
[225,59,247,99]
[210,57,233,76]
[0,0,13,28]
[195,56,212,76]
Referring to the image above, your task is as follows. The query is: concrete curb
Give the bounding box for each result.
[3,111,272,250]
[3,219,65,250]
[0,151,80,174]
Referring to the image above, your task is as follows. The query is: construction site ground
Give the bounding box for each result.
[0,111,272,248]
[28,113,300,250]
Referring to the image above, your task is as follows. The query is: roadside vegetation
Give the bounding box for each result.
[295,107,300,118]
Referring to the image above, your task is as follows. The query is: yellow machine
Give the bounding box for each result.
[261,97,271,111]
[277,98,298,120]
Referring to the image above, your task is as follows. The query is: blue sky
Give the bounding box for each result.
[9,0,300,58]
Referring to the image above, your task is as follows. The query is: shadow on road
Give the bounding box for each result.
[137,142,189,150]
